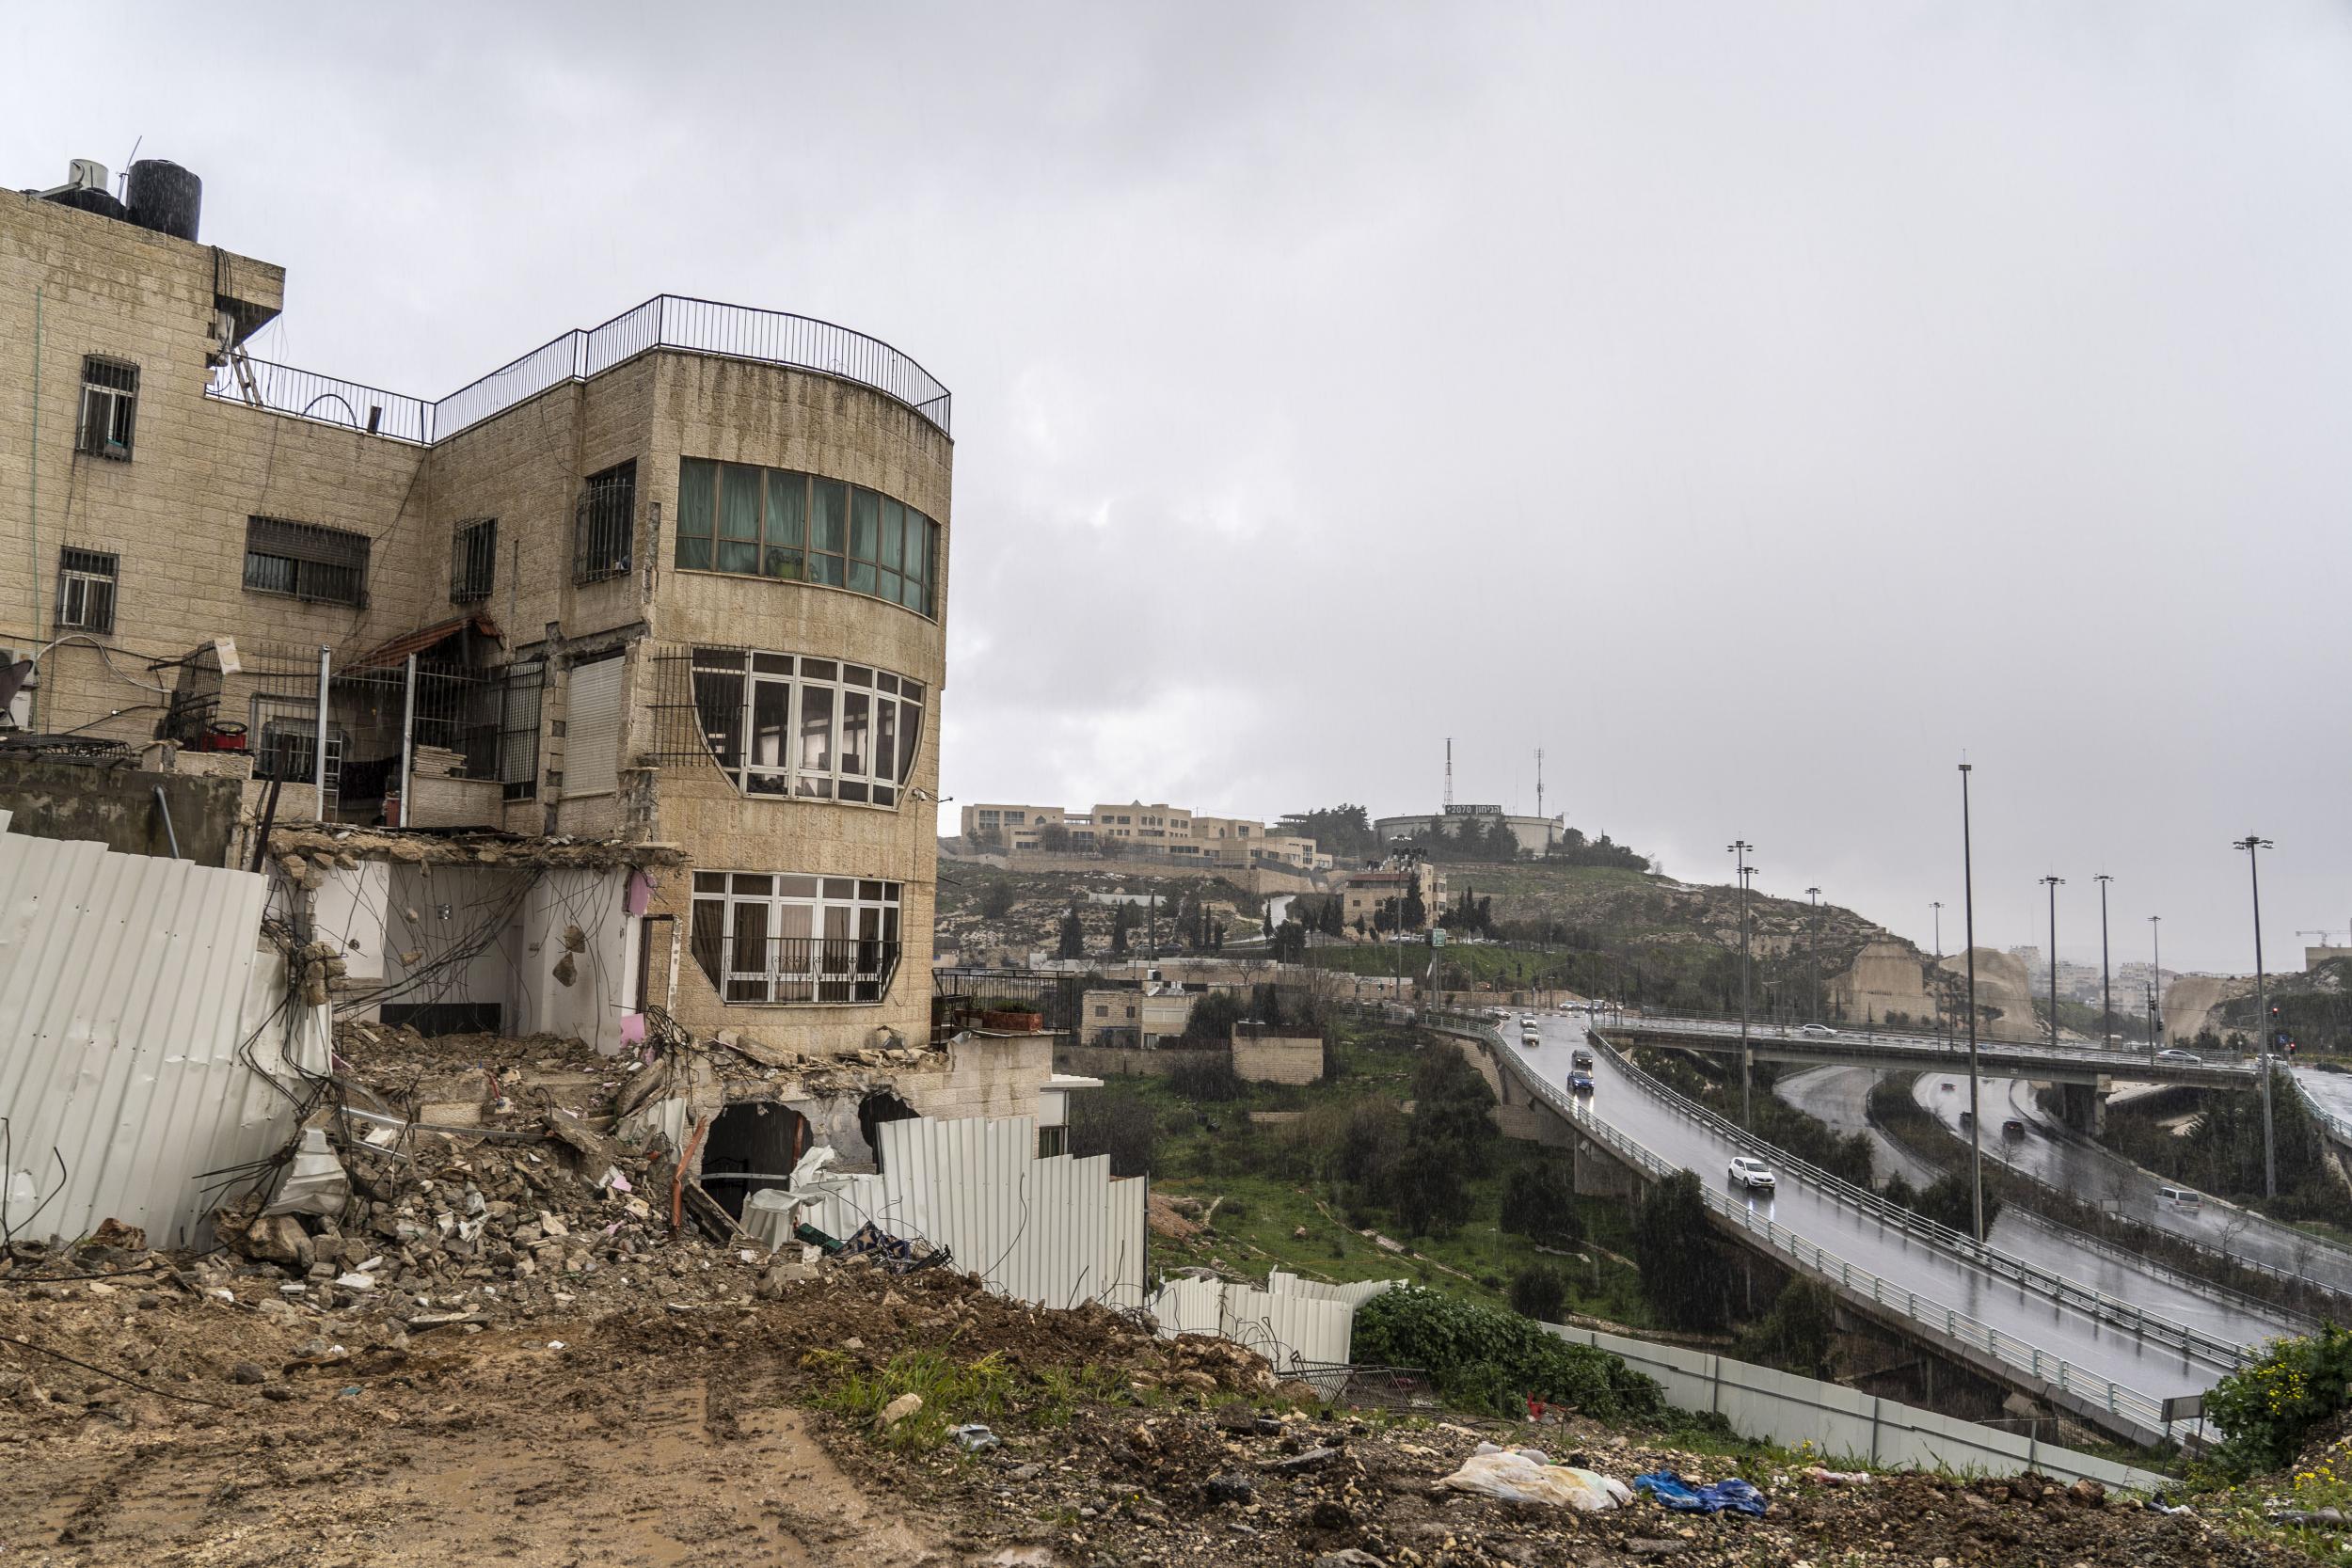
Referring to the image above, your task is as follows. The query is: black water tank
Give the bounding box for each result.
[45,186,129,222]
[126,160,202,243]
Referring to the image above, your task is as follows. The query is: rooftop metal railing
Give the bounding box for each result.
[207,295,952,443]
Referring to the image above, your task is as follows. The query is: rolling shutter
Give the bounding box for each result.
[565,655,625,798]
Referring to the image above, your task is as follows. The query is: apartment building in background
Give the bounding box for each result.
[0,156,1047,1178]
[960,798,1331,871]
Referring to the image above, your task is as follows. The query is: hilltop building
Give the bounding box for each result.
[960,799,1330,871]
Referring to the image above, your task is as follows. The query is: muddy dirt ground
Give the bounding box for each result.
[1,1252,2321,1568]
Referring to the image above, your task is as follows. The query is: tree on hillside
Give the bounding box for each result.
[1109,903,1134,957]
[1038,823,1072,852]
[1508,1262,1569,1323]
[1056,903,1085,960]
[1501,1158,1583,1247]
[1277,804,1381,862]
[1182,990,1244,1046]
[1631,1171,1734,1331]
[1271,920,1307,963]
[980,879,1016,919]
[1402,885,1428,931]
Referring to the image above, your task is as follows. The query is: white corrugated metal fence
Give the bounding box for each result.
[0,828,329,1245]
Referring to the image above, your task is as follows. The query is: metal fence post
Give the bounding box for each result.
[398,651,417,825]
[312,645,330,812]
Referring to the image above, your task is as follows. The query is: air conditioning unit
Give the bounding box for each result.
[204,307,236,367]
[66,159,108,194]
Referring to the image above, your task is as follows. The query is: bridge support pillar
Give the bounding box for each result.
[2057,1080,2106,1136]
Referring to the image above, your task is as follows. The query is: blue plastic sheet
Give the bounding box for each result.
[1634,1470,1769,1516]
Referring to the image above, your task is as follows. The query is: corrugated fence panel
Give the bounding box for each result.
[0,831,327,1246]
[860,1116,1146,1311]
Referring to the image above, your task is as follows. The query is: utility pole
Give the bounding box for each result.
[1960,763,1985,1243]
[1805,887,1822,1023]
[2040,875,2065,1050]
[2235,836,2277,1199]
[2148,914,2163,1062]
[1932,899,1947,1037]
[1728,840,1756,1127]
[2094,873,2114,1050]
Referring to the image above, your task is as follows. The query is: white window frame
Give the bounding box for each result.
[56,547,118,633]
[690,871,902,1005]
[690,647,925,808]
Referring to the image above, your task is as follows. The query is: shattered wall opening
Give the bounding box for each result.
[701,1100,813,1219]
[857,1090,918,1170]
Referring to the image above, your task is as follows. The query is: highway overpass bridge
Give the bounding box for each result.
[1425,1008,2294,1449]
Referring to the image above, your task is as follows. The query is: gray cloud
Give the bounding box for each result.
[12,1,2348,969]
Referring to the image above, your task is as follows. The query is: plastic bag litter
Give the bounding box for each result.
[1438,1449,1630,1511]
[949,1423,1001,1452]
[1798,1465,1871,1486]
[1635,1470,1769,1516]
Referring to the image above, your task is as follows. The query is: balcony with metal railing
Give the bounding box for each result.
[205,295,951,444]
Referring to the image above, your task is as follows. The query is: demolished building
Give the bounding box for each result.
[0,154,1073,1241]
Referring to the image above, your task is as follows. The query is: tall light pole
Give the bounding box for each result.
[2040,875,2065,1050]
[2094,873,2114,1050]
[1805,886,1822,1024]
[2148,914,2163,1062]
[1728,840,1756,1128]
[2235,836,2277,1199]
[1959,763,1984,1243]
[1932,899,1946,1037]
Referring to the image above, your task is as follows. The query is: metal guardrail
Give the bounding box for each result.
[1565,1019,2258,1371]
[208,294,952,444]
[1611,1013,2258,1086]
[1425,1014,2199,1440]
[2293,1071,2352,1147]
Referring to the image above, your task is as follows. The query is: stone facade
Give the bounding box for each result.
[0,182,950,1066]
[1231,1030,1324,1085]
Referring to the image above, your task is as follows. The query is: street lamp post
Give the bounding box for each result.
[1806,886,1822,1024]
[2094,873,2114,1050]
[1960,763,1985,1243]
[2148,914,2163,1064]
[1728,840,1756,1128]
[1931,899,1946,1037]
[2040,875,2065,1051]
[2234,835,2278,1199]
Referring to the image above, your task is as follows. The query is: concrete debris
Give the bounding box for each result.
[268,825,684,872]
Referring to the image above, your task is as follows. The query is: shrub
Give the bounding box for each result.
[1351,1285,1661,1421]
[1736,1280,1838,1378]
[2206,1324,2352,1477]
[1068,1084,1157,1178]
[1631,1171,1734,1332]
[1167,1051,1246,1102]
[1508,1262,1569,1323]
[1500,1159,1584,1247]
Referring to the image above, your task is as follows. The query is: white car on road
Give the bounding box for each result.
[1798,1022,1836,1037]
[1727,1156,1776,1190]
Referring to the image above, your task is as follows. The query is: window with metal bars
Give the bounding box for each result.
[55,547,118,634]
[574,461,635,584]
[450,518,497,603]
[495,658,544,800]
[77,357,137,460]
[243,516,371,608]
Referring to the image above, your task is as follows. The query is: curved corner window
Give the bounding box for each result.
[675,457,939,618]
[689,646,924,806]
[690,870,901,1004]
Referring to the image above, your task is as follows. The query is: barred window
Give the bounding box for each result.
[575,461,635,585]
[77,357,137,460]
[495,658,544,800]
[690,871,901,1004]
[451,518,497,603]
[56,546,118,634]
[244,516,370,608]
[675,457,940,619]
[689,646,925,807]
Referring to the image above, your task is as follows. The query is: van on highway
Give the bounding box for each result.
[2157,1185,2203,1213]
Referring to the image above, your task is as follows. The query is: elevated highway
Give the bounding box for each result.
[1444,1010,2295,1446]
[1601,1012,2257,1089]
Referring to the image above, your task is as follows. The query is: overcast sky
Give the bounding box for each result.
[11,2,2348,972]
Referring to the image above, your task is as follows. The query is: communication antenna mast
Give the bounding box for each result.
[1535,747,1545,821]
[1444,736,1454,809]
